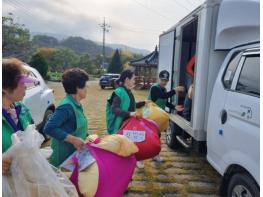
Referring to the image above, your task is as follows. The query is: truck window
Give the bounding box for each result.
[236,55,260,97]
[223,52,242,89]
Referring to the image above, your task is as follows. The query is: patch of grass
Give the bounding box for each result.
[185,185,218,195]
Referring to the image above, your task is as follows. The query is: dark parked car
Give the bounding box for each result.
[99,73,120,89]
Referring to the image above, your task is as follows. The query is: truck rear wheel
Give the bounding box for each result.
[166,121,183,149]
[227,173,259,197]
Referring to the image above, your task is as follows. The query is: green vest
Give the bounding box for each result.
[106,87,132,134]
[2,102,33,153]
[49,95,88,167]
[148,83,167,110]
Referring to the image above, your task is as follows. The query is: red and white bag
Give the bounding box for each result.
[117,117,161,161]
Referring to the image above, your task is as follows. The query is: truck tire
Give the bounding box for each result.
[166,121,183,149]
[101,85,105,89]
[227,173,259,197]
[39,109,54,142]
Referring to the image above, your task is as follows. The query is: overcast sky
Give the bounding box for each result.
[2,0,204,51]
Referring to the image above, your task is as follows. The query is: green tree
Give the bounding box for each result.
[52,48,79,71]
[2,13,31,61]
[78,54,97,74]
[107,49,123,73]
[36,47,58,71]
[119,49,144,69]
[120,49,133,65]
[35,47,79,72]
[29,53,49,79]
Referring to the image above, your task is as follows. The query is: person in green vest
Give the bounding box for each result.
[148,70,185,111]
[2,58,36,174]
[106,69,147,168]
[44,68,89,167]
[148,70,185,162]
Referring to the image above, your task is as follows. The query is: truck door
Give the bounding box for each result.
[207,49,260,184]
[158,30,176,92]
[207,50,243,170]
[221,51,260,182]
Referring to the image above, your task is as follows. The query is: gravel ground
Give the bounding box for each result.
[47,81,221,197]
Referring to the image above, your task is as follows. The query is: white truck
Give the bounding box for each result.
[23,65,55,141]
[158,0,259,196]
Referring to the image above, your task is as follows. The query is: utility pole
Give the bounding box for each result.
[99,17,111,68]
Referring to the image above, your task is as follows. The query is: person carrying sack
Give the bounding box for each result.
[106,69,147,135]
[44,68,89,167]
[105,69,147,169]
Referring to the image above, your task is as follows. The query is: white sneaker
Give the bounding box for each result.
[153,155,163,162]
[136,161,144,169]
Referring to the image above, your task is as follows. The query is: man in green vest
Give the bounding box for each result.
[148,70,185,111]
[148,70,184,162]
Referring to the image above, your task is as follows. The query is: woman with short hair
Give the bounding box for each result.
[2,58,37,173]
[44,68,89,167]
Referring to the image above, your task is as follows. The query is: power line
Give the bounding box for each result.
[4,0,36,22]
[131,0,174,22]
[4,0,64,33]
[114,26,161,34]
[6,0,39,20]
[5,0,165,34]
[4,0,164,48]
[4,0,45,27]
[170,0,192,11]
[183,0,197,7]
[120,23,162,32]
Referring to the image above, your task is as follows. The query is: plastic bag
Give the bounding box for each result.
[117,117,161,161]
[2,175,14,197]
[5,124,78,197]
[39,146,53,159]
[137,101,169,132]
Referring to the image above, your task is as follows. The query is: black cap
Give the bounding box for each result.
[159,70,170,81]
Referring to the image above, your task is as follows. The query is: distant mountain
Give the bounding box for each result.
[31,35,114,57]
[31,32,150,57]
[31,32,68,41]
[60,37,114,57]
[107,43,150,56]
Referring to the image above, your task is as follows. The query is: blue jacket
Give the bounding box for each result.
[43,104,76,141]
